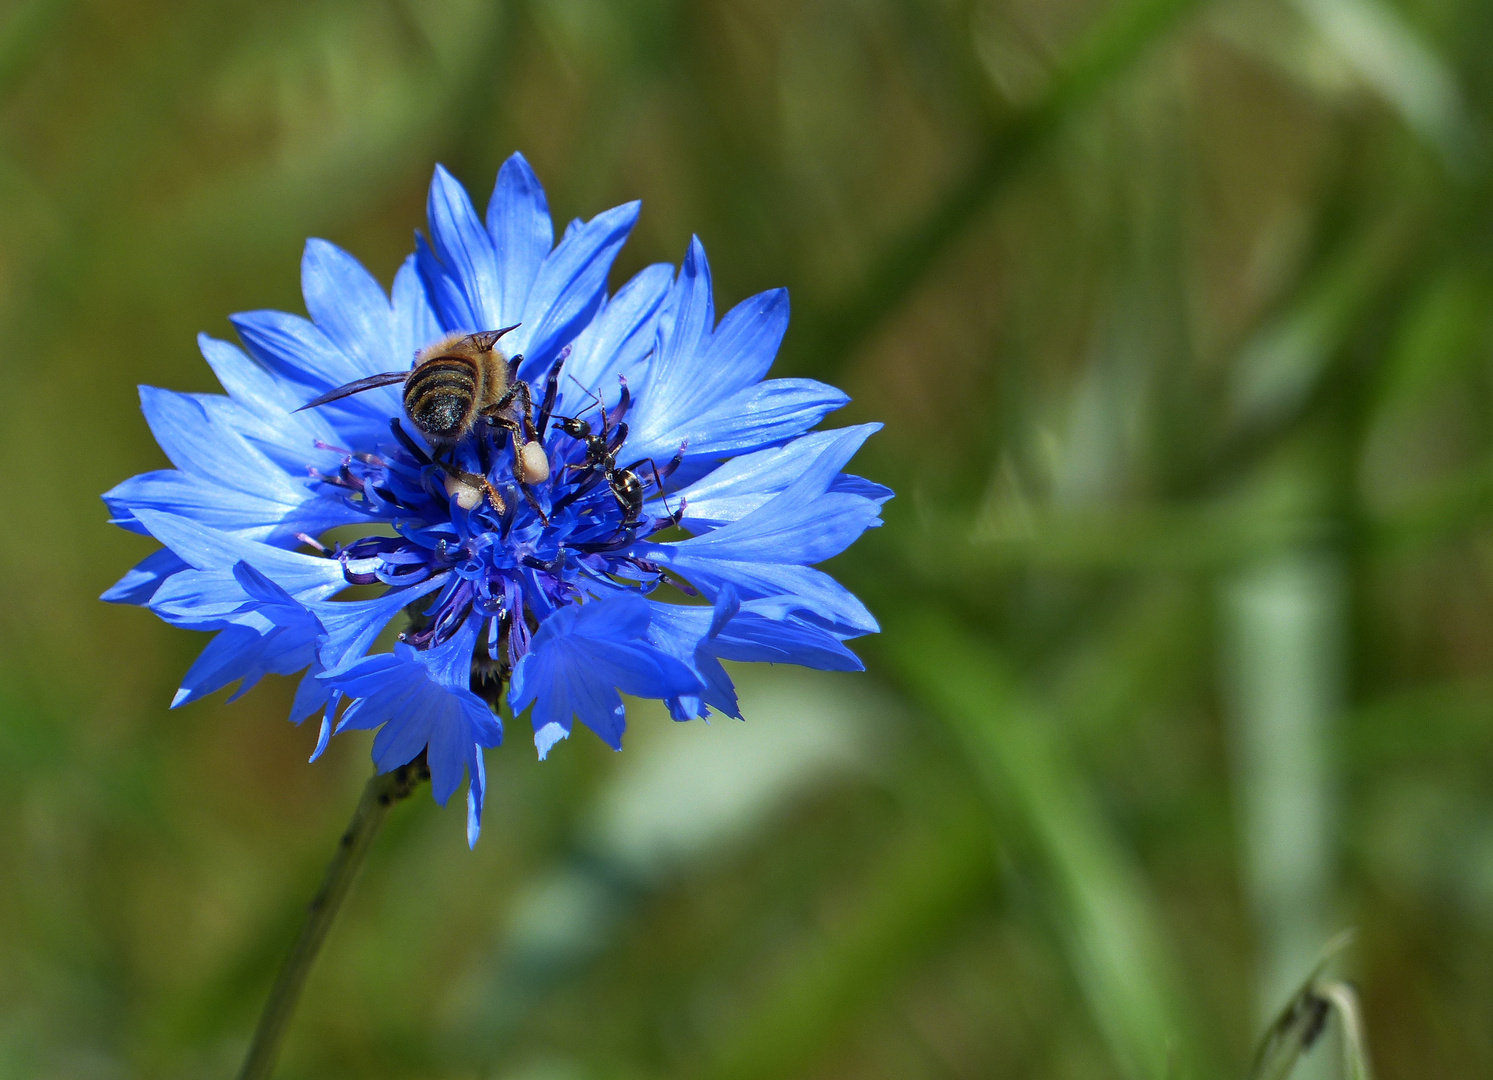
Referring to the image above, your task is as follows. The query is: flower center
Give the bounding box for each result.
[312,363,686,670]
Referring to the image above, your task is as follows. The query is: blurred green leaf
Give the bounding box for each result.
[891,612,1208,1080]
[791,0,1216,378]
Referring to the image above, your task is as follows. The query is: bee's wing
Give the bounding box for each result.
[293,372,408,412]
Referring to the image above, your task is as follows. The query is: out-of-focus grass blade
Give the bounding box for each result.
[110,1,505,294]
[451,671,897,1071]
[791,0,1215,378]
[1229,221,1410,435]
[1317,982,1373,1080]
[891,612,1206,1080]
[893,215,1420,586]
[697,809,995,1080]
[1221,551,1344,1080]
[1291,0,1470,166]
[924,489,1327,576]
[1250,932,1372,1080]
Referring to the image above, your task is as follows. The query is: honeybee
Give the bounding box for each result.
[297,326,550,513]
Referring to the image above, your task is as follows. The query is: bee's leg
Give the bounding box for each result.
[490,414,549,523]
[438,460,505,514]
[513,381,539,442]
[485,379,541,443]
[488,384,518,414]
[518,484,548,523]
[389,418,433,465]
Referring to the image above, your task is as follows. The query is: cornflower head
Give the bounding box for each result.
[104,154,888,846]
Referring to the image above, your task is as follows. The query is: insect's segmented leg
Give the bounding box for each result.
[488,413,549,523]
[438,459,505,514]
[510,381,538,442]
[484,370,540,442]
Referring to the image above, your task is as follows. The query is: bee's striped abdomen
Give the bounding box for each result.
[404,356,478,440]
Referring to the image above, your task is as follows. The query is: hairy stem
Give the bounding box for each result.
[236,754,430,1080]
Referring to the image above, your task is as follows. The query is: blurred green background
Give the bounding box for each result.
[3,0,1492,1076]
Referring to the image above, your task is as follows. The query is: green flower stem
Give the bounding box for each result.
[236,754,429,1080]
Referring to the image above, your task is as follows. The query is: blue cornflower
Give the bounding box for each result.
[104,154,889,846]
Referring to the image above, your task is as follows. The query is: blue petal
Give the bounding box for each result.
[281,575,447,741]
[631,266,789,445]
[710,608,865,671]
[833,475,895,503]
[644,557,878,637]
[512,199,641,380]
[198,334,315,425]
[291,662,331,723]
[425,702,470,806]
[508,596,701,754]
[301,239,395,376]
[415,232,473,334]
[106,469,358,545]
[168,563,323,707]
[391,255,444,365]
[196,335,343,475]
[425,164,501,330]
[229,309,404,437]
[101,548,186,605]
[152,569,273,629]
[136,387,308,497]
[322,624,502,816]
[486,152,553,326]
[675,424,884,531]
[644,599,740,720]
[173,623,276,707]
[644,589,866,720]
[229,308,368,393]
[554,262,674,410]
[628,378,849,465]
[466,746,487,848]
[655,427,884,566]
[151,572,262,630]
[153,560,313,630]
[131,508,347,601]
[623,237,714,435]
[312,574,449,674]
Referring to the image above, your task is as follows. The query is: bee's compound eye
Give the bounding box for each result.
[519,441,551,484]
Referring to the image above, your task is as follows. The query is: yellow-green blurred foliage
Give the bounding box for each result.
[3,0,1492,1077]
